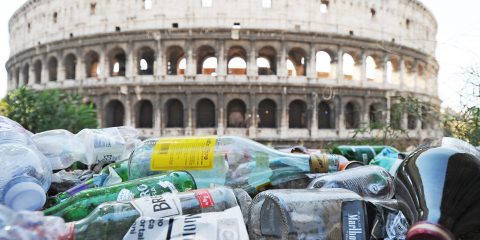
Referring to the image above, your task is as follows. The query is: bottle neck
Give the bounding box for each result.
[407,222,454,240]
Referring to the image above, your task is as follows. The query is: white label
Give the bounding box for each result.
[131,193,182,218]
[123,206,248,240]
[117,189,135,201]
[91,128,125,163]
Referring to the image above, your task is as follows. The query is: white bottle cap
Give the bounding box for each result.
[4,182,46,211]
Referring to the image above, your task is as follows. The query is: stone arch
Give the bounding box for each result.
[227,46,247,75]
[343,53,356,80]
[22,63,29,86]
[369,102,385,128]
[64,53,77,80]
[257,46,277,75]
[196,45,217,75]
[34,60,42,84]
[258,99,277,128]
[316,51,332,78]
[85,50,100,78]
[165,99,184,128]
[196,98,216,128]
[318,101,334,129]
[289,100,307,128]
[135,100,154,128]
[105,100,125,127]
[288,47,307,76]
[345,101,361,129]
[386,56,400,84]
[166,46,185,75]
[227,99,247,128]
[365,56,377,81]
[137,46,155,75]
[47,57,58,82]
[108,47,126,76]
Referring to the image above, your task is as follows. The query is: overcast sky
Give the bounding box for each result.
[1,1,479,110]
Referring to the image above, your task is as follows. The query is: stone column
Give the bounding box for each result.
[41,55,49,84]
[337,96,344,134]
[217,92,225,135]
[57,53,66,83]
[185,91,193,135]
[100,45,108,80]
[155,39,165,78]
[360,50,367,85]
[382,54,389,87]
[28,61,35,86]
[124,93,133,127]
[279,42,287,77]
[247,41,257,77]
[362,96,369,127]
[185,41,195,78]
[310,92,318,138]
[76,48,85,82]
[279,88,288,138]
[154,93,162,136]
[308,44,316,80]
[337,47,344,83]
[248,93,257,137]
[126,41,135,80]
[399,57,405,89]
[217,40,227,81]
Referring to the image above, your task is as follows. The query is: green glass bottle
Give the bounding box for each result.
[332,145,396,164]
[68,187,251,240]
[43,171,196,222]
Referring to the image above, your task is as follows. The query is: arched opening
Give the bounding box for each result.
[407,113,417,130]
[316,51,332,78]
[288,48,307,76]
[166,46,185,75]
[85,51,100,78]
[138,47,155,75]
[345,101,360,129]
[109,47,126,76]
[258,99,277,128]
[48,57,58,82]
[366,56,377,81]
[64,54,77,80]
[343,53,355,80]
[166,99,184,128]
[386,61,393,83]
[196,99,216,128]
[227,46,247,75]
[144,0,153,9]
[196,45,217,75]
[105,100,125,127]
[22,64,29,86]
[405,60,415,87]
[369,103,384,128]
[227,99,247,128]
[34,60,42,84]
[136,100,153,128]
[289,100,307,128]
[258,46,276,75]
[318,101,334,129]
[387,57,400,84]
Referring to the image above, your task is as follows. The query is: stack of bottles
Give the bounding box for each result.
[1,116,480,240]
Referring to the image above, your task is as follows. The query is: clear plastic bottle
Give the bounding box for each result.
[32,129,87,170]
[128,135,341,194]
[0,135,52,211]
[308,165,395,200]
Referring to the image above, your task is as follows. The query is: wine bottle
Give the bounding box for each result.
[332,145,396,164]
[395,146,480,240]
[44,171,196,222]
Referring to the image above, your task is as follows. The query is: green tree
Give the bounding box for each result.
[3,87,97,133]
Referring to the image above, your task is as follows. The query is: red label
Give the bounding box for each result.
[194,190,215,208]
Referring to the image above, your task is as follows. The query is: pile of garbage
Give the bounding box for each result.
[0,115,479,240]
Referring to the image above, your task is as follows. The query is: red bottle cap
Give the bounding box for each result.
[339,161,365,171]
[407,222,454,240]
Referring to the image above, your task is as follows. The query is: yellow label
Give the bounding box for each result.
[151,136,217,170]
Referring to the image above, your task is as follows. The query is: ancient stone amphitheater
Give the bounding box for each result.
[6,0,441,145]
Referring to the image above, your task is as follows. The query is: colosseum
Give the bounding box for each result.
[6,0,441,146]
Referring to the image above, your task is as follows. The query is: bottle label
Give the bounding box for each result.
[310,154,329,173]
[194,190,215,208]
[131,193,182,218]
[91,128,125,164]
[341,200,367,240]
[150,137,217,170]
[123,206,248,240]
[117,189,135,201]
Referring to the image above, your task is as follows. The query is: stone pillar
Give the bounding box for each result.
[280,88,288,138]
[247,41,257,77]
[308,44,316,80]
[126,41,135,80]
[248,93,256,137]
[76,48,85,82]
[413,59,418,92]
[279,42,287,77]
[185,92,193,135]
[362,96,369,127]
[217,92,225,135]
[337,96,344,133]
[124,93,133,127]
[154,93,162,136]
[337,47,344,83]
[41,55,49,84]
[28,61,35,86]
[217,40,227,80]
[360,50,367,85]
[382,54,389,87]
[185,41,195,77]
[100,45,108,80]
[57,53,66,83]
[155,39,165,77]
[399,57,405,89]
[310,92,318,138]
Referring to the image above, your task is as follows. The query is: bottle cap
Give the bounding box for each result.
[4,181,46,211]
[339,161,365,171]
[407,222,454,240]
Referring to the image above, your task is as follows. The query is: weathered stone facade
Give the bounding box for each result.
[6,0,441,145]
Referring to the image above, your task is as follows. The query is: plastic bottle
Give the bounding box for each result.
[332,145,397,164]
[0,135,52,211]
[69,187,251,239]
[0,205,70,240]
[32,129,87,170]
[395,146,480,240]
[127,136,341,194]
[369,147,402,173]
[43,171,196,222]
[308,165,395,199]
[123,205,249,240]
